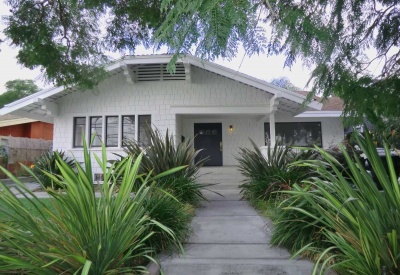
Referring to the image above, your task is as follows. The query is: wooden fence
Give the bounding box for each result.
[0,136,52,176]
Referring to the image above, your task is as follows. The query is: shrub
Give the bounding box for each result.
[0,141,179,274]
[0,145,8,165]
[237,140,318,201]
[157,175,208,207]
[283,131,400,274]
[32,150,75,189]
[144,190,194,253]
[270,187,329,261]
[0,145,8,179]
[120,127,209,206]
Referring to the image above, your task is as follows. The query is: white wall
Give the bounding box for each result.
[53,66,272,172]
[181,116,265,166]
[181,115,344,166]
[52,65,344,171]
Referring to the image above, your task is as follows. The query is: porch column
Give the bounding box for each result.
[269,94,280,147]
[269,113,276,147]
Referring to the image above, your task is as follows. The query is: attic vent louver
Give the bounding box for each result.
[132,62,186,82]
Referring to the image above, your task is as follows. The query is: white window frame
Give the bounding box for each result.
[72,114,152,148]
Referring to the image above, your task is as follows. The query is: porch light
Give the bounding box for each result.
[229,125,233,132]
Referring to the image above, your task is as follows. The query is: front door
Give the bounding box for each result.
[194,123,223,166]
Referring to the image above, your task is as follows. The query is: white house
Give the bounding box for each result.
[0,55,343,173]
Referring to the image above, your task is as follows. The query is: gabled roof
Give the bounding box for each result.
[295,91,344,111]
[293,91,343,118]
[321,97,344,111]
[0,54,323,122]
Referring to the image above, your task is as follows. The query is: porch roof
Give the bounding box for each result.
[0,54,323,122]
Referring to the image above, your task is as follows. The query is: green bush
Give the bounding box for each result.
[144,190,194,253]
[157,175,208,207]
[32,150,75,189]
[270,187,329,261]
[120,127,209,206]
[282,131,400,274]
[0,145,8,165]
[0,141,180,274]
[237,140,318,201]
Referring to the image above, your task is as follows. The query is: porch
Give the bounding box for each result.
[173,106,341,166]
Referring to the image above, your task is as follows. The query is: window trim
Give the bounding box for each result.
[264,122,323,147]
[138,114,152,147]
[73,114,152,148]
[90,116,103,147]
[121,115,136,147]
[73,117,86,148]
[105,116,119,147]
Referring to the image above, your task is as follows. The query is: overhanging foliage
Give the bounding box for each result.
[2,0,399,125]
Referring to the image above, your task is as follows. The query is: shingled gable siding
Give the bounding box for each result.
[52,66,343,172]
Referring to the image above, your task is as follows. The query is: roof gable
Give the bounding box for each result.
[0,54,324,121]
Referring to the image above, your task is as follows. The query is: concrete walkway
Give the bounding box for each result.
[1,177,43,197]
[160,167,321,275]
[2,177,102,199]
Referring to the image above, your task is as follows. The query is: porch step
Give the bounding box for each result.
[188,215,271,244]
[197,167,246,186]
[198,167,245,179]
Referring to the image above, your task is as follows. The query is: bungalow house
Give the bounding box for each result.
[0,55,343,174]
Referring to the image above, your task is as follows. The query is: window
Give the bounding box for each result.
[106,116,119,147]
[73,114,151,148]
[90,116,103,147]
[264,122,322,147]
[264,123,270,146]
[138,115,151,146]
[122,115,135,146]
[73,117,86,147]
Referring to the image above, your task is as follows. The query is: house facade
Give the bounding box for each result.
[0,55,343,173]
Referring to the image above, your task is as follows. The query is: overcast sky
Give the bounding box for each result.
[0,2,313,93]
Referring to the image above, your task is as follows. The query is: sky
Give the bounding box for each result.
[0,44,314,92]
[0,3,313,93]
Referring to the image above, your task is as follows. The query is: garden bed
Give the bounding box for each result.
[237,132,400,275]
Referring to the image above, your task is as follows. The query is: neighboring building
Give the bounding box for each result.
[0,54,343,173]
[0,114,53,140]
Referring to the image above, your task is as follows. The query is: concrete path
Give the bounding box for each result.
[159,167,323,275]
[1,178,103,199]
[1,177,42,197]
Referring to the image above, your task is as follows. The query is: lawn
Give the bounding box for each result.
[0,198,53,221]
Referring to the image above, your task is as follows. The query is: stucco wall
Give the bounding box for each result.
[52,66,344,172]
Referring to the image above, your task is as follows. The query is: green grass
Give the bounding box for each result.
[0,198,53,221]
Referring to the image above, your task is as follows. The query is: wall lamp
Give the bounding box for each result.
[229,125,233,132]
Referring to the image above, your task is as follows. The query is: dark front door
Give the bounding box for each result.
[194,123,223,166]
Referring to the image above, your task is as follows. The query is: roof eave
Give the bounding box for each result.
[0,118,38,127]
[295,111,343,118]
[0,54,324,118]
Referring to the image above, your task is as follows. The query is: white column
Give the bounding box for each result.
[269,94,280,148]
[269,112,276,147]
